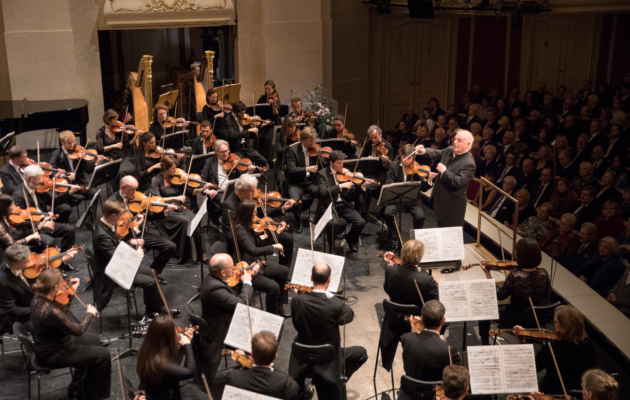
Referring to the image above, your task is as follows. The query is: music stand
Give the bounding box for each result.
[190,152,215,175]
[156,90,179,110]
[318,138,347,153]
[342,157,381,177]
[162,130,187,149]
[87,159,122,189]
[409,228,462,272]
[278,104,290,118]
[0,131,14,164]
[377,182,423,252]
[246,104,273,122]
[216,83,241,104]
[76,189,101,229]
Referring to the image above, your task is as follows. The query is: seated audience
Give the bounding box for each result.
[505,188,536,228]
[535,145,554,173]
[572,186,602,229]
[575,237,626,297]
[476,145,497,177]
[473,171,499,211]
[595,171,622,207]
[609,156,630,190]
[572,162,598,195]
[606,266,630,318]
[620,188,630,220]
[530,167,554,208]
[518,202,556,241]
[487,176,517,224]
[593,200,625,239]
[538,213,577,259]
[617,217,630,260]
[557,223,600,274]
[549,178,579,217]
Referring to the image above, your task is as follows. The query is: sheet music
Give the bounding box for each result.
[468,345,538,394]
[468,279,499,320]
[291,248,345,292]
[222,385,281,400]
[412,227,465,263]
[438,280,470,321]
[314,203,333,240]
[187,198,207,237]
[224,303,283,353]
[104,241,143,290]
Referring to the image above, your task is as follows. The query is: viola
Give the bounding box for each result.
[337,128,355,143]
[164,117,196,129]
[461,261,518,271]
[252,216,288,233]
[53,279,76,308]
[67,145,110,162]
[403,161,431,178]
[377,252,403,266]
[22,158,59,176]
[127,191,184,213]
[227,260,266,287]
[221,349,253,369]
[148,145,183,159]
[404,315,425,332]
[240,113,270,127]
[253,189,300,208]
[37,176,86,194]
[434,386,445,400]
[335,168,380,187]
[211,102,233,113]
[490,328,561,343]
[115,212,141,238]
[22,245,83,279]
[269,92,279,115]
[8,207,57,226]
[169,169,219,189]
[374,141,388,157]
[507,395,577,400]
[112,120,143,135]
[222,153,268,173]
[284,283,313,294]
[307,144,333,158]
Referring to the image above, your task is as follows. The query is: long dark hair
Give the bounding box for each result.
[0,194,13,218]
[140,132,155,150]
[136,315,180,385]
[234,200,256,234]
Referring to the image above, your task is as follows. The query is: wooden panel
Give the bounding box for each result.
[471,16,507,92]
[527,15,563,91]
[454,17,472,101]
[557,15,595,90]
[415,18,451,111]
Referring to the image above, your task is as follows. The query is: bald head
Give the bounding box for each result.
[209,253,234,278]
[120,175,139,199]
[121,175,138,188]
[312,263,331,288]
[453,130,474,155]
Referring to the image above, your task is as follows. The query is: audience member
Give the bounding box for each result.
[539,213,577,258]
[572,186,602,228]
[575,237,626,297]
[516,157,538,191]
[593,200,625,239]
[557,223,599,274]
[518,202,556,241]
[556,150,578,179]
[607,267,630,318]
[590,146,609,179]
[505,188,536,228]
[476,145,497,177]
[549,177,580,218]
[608,156,629,190]
[595,171,622,207]
[487,176,517,223]
[530,167,554,208]
[572,163,598,196]
[495,151,520,186]
[473,171,499,211]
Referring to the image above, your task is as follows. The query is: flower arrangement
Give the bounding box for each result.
[304,84,335,136]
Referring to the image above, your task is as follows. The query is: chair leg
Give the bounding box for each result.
[258,291,264,311]
[27,370,31,399]
[390,367,396,400]
[372,345,380,399]
[37,373,41,400]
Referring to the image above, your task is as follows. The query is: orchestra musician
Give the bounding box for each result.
[95,109,134,160]
[316,150,368,253]
[0,194,55,260]
[379,240,439,372]
[135,132,166,193]
[287,97,307,123]
[580,369,618,400]
[288,263,368,400]
[233,200,290,316]
[0,146,29,195]
[200,253,255,386]
[257,79,282,126]
[477,238,550,345]
[186,62,200,121]
[229,331,300,400]
[382,144,436,250]
[136,315,206,400]
[202,88,227,127]
[92,200,178,319]
[151,156,208,265]
[221,174,295,267]
[150,104,189,149]
[0,243,76,332]
[364,125,394,165]
[275,116,299,188]
[330,115,358,159]
[439,365,471,400]
[191,120,214,156]
[30,268,110,400]
[285,126,320,234]
[415,130,476,228]
[217,101,269,169]
[108,176,176,283]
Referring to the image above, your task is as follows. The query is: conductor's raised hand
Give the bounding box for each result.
[415,144,425,155]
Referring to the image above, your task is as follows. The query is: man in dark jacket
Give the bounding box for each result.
[557,222,599,274]
[217,101,268,168]
[0,146,29,195]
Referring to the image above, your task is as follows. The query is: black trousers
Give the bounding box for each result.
[37,332,111,400]
[133,265,166,316]
[41,222,76,252]
[237,147,267,168]
[251,261,289,314]
[73,187,100,223]
[326,203,365,248]
[205,192,224,226]
[141,232,177,274]
[288,182,319,223]
[53,204,73,224]
[260,231,293,267]
[383,201,425,240]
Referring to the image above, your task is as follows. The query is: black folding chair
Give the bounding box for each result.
[291,342,336,400]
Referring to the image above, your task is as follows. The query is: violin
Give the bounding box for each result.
[284,283,313,294]
[377,252,403,266]
[240,113,270,126]
[67,145,110,162]
[148,145,183,159]
[269,93,279,115]
[489,328,561,343]
[111,120,143,135]
[461,261,518,271]
[115,212,141,238]
[227,260,266,287]
[253,189,300,208]
[127,191,184,213]
[211,102,233,113]
[222,153,268,173]
[299,110,315,120]
[169,169,219,189]
[404,315,425,332]
[374,141,388,157]
[22,158,60,176]
[8,207,57,226]
[252,216,288,233]
[336,168,380,187]
[403,161,431,178]
[307,144,332,158]
[37,176,86,194]
[337,128,355,143]
[22,245,83,279]
[221,349,253,369]
[204,134,217,149]
[434,386,445,400]
[53,279,76,308]
[507,395,577,400]
[164,117,196,129]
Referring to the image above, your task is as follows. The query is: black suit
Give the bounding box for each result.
[0,162,23,195]
[488,190,516,225]
[379,265,438,371]
[191,136,212,158]
[200,155,233,226]
[557,162,578,180]
[586,131,609,151]
[13,182,75,251]
[316,167,366,248]
[591,159,610,179]
[603,139,627,161]
[217,115,266,167]
[530,181,554,208]
[557,237,599,274]
[285,145,320,224]
[460,115,482,130]
[229,366,299,400]
[506,97,523,113]
[200,274,253,385]
[91,220,163,315]
[482,119,500,134]
[0,262,33,331]
[107,192,176,274]
[289,292,368,400]
[571,202,602,232]
[494,165,520,186]
[516,172,538,191]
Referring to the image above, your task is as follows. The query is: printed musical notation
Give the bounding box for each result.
[438,279,499,322]
[224,303,283,353]
[413,227,465,263]
[468,345,538,394]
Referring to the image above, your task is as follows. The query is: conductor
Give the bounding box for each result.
[414,130,476,228]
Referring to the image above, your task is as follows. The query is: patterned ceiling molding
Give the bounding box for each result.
[109,0,227,13]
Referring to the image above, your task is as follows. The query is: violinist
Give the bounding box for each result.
[134,132,182,193]
[285,127,320,234]
[382,144,436,250]
[30,268,110,400]
[257,79,282,125]
[580,369,618,400]
[151,156,208,265]
[316,150,367,253]
[217,101,269,169]
[150,104,189,148]
[439,365,471,400]
[379,240,439,372]
[275,116,299,188]
[191,120,215,156]
[365,125,394,164]
[0,146,30,195]
[288,97,307,123]
[201,88,227,126]
[229,331,300,399]
[331,115,358,159]
[108,176,176,282]
[222,175,295,267]
[477,238,550,345]
[0,243,75,332]
[136,315,207,400]
[95,109,133,160]
[234,200,290,316]
[0,194,54,260]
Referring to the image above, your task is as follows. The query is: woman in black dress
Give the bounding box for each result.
[30,268,109,400]
[95,109,135,160]
[136,315,206,400]
[134,132,162,193]
[0,194,54,260]
[151,156,207,264]
[256,79,282,125]
[275,116,299,187]
[201,88,227,128]
[477,238,550,345]
[233,200,289,316]
[149,104,189,149]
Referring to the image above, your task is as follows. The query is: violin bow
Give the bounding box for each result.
[257,184,284,258]
[50,179,56,222]
[201,373,213,400]
[529,297,570,400]
[21,187,39,235]
[37,140,41,164]
[115,348,126,400]
[73,139,90,175]
[497,226,506,263]
[413,280,425,305]
[253,92,256,119]
[182,156,194,196]
[123,202,141,248]
[448,345,452,365]
[152,269,172,319]
[228,212,253,340]
[393,217,405,246]
[310,221,315,265]
[140,193,151,240]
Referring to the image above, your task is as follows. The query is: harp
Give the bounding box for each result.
[128,55,152,146]
[193,50,215,135]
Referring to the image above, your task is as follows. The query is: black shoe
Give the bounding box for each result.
[158,277,168,285]
[391,239,401,252]
[295,221,303,234]
[61,262,79,272]
[200,259,209,265]
[168,308,181,317]
[278,305,291,318]
[349,244,359,253]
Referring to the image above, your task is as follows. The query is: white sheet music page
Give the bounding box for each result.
[412,227,465,263]
[438,280,470,321]
[501,344,538,393]
[291,248,345,292]
[222,385,281,400]
[468,346,504,394]
[187,198,207,237]
[468,345,538,394]
[467,279,499,320]
[104,241,143,290]
[224,303,283,353]
[314,203,333,240]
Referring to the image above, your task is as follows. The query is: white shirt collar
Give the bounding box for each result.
[312,288,334,298]
[100,217,116,232]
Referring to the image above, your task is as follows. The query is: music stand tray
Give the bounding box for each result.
[409,228,462,271]
[156,90,179,110]
[216,83,241,104]
[76,189,101,229]
[88,159,122,189]
[318,138,346,153]
[246,104,273,122]
[191,152,215,174]
[162,130,186,148]
[342,157,381,177]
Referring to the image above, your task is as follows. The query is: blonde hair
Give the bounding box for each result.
[32,268,62,295]
[516,188,531,204]
[401,240,425,268]
[59,130,76,143]
[582,369,618,400]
